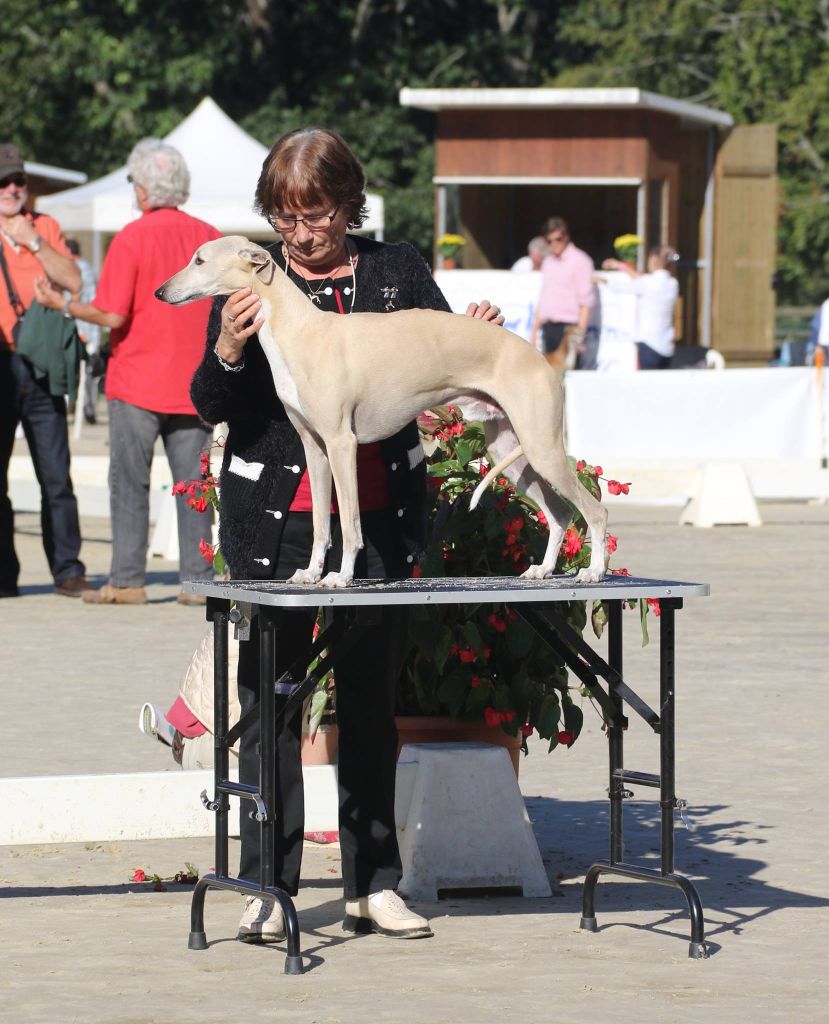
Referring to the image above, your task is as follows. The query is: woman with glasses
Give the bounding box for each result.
[190,127,503,946]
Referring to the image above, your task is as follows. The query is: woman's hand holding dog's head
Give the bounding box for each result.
[217,287,264,364]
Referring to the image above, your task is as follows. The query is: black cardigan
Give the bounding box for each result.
[189,235,451,579]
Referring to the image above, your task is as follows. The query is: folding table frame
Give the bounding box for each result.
[183,574,709,973]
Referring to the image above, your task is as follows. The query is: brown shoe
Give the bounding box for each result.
[54,575,92,598]
[177,591,207,606]
[82,583,148,605]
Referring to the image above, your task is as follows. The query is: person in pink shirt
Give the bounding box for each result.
[36,139,220,605]
[529,217,596,369]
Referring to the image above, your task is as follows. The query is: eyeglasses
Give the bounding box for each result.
[270,206,339,232]
[0,173,27,189]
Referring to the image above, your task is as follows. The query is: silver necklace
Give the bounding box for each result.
[283,240,357,313]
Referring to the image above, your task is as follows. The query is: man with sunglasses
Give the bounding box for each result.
[529,216,596,370]
[0,142,88,599]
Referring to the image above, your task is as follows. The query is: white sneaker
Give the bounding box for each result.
[138,703,177,747]
[343,890,432,939]
[237,896,286,944]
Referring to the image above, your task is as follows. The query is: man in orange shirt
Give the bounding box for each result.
[37,139,220,605]
[0,142,88,599]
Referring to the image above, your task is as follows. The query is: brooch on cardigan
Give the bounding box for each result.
[381,285,399,311]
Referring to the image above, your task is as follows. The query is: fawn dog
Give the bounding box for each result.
[156,237,607,587]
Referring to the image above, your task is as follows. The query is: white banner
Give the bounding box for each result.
[565,367,826,462]
[434,269,540,342]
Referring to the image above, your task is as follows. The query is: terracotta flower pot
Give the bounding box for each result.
[395,715,522,776]
[442,257,458,269]
[300,723,339,766]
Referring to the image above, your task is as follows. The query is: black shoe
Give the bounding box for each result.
[54,575,92,597]
[0,585,20,598]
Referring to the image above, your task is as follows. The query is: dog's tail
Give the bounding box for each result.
[469,446,524,510]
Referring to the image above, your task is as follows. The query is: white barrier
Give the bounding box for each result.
[564,367,829,504]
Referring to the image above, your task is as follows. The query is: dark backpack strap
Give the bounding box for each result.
[0,240,26,321]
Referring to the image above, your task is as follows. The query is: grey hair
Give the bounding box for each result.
[127,138,190,208]
[527,235,548,255]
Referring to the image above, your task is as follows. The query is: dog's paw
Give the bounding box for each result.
[520,564,553,580]
[574,567,605,584]
[320,571,352,589]
[287,567,322,585]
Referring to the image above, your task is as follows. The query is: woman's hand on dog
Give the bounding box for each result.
[465,299,505,326]
[217,288,265,363]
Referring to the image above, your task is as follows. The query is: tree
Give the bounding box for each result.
[552,0,829,302]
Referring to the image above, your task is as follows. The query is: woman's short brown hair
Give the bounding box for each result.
[254,127,368,229]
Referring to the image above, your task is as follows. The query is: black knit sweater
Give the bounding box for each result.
[189,235,451,579]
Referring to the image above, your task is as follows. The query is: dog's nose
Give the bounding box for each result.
[154,286,166,300]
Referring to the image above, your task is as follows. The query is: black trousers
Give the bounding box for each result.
[636,342,672,370]
[237,510,410,898]
[540,321,572,355]
[0,351,85,590]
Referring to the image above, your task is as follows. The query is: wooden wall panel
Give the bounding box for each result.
[436,110,679,179]
[712,125,777,364]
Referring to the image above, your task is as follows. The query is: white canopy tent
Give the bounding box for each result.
[37,97,384,265]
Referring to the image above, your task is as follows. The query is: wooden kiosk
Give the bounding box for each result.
[400,87,777,364]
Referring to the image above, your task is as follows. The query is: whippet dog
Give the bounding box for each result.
[156,236,607,588]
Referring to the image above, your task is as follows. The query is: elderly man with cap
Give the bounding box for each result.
[0,142,88,599]
[36,139,221,605]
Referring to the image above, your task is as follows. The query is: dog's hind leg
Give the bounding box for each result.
[517,480,572,580]
[287,420,332,585]
[524,446,607,582]
[320,429,363,588]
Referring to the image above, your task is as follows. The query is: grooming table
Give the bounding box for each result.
[182,573,710,973]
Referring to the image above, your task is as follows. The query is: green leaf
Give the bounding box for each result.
[536,693,561,739]
[591,599,607,639]
[562,696,584,740]
[639,598,650,648]
[461,619,484,655]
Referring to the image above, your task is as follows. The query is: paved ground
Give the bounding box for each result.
[2,440,829,1021]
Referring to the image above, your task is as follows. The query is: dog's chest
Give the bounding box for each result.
[258,300,304,415]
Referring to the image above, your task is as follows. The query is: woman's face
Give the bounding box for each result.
[273,197,350,269]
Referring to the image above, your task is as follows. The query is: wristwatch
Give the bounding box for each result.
[27,234,43,254]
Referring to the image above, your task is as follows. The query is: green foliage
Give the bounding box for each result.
[8,3,829,293]
[397,406,611,748]
[552,0,829,303]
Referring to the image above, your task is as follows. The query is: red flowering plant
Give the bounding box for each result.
[172,442,225,575]
[397,405,633,752]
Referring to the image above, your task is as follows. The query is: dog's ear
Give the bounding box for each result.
[239,247,275,284]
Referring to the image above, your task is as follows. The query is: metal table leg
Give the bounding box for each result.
[578,597,709,959]
[187,599,304,975]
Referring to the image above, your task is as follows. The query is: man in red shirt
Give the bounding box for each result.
[0,142,88,599]
[37,139,220,605]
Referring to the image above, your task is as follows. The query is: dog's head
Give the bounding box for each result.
[155,236,273,306]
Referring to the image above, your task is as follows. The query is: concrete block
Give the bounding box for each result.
[680,461,762,528]
[395,742,551,900]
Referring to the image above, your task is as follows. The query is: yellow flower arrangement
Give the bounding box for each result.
[613,233,643,264]
[437,233,467,260]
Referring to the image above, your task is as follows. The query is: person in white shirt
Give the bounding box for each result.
[601,245,680,369]
[511,235,548,273]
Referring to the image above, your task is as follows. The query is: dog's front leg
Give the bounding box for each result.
[287,423,332,585]
[320,430,363,588]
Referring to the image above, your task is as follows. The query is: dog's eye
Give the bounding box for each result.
[194,255,204,266]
